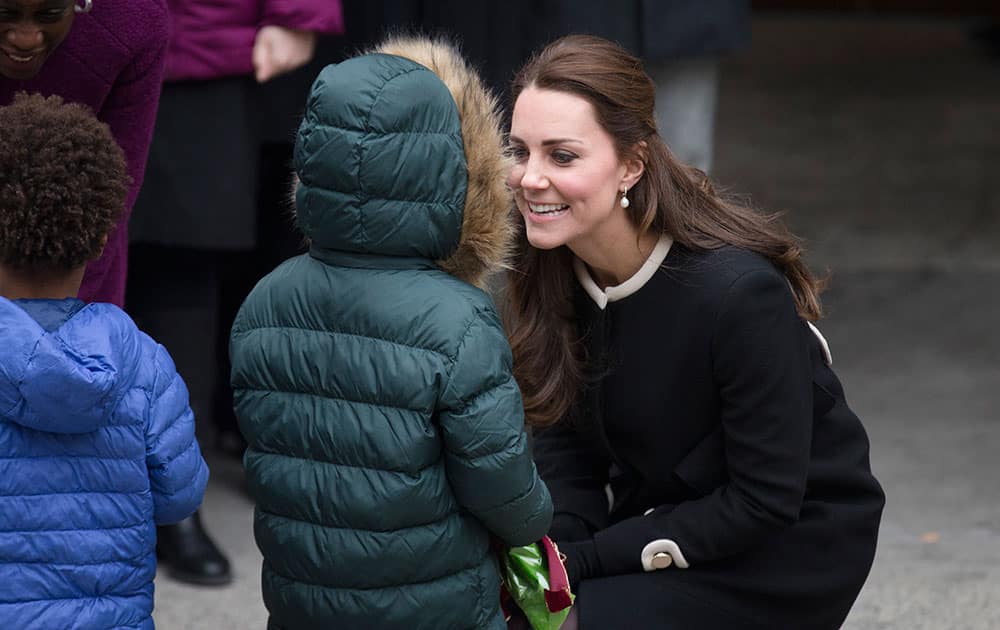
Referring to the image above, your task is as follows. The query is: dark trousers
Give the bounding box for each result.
[126,144,305,443]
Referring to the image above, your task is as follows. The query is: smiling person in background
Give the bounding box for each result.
[0,1,74,80]
[504,35,885,629]
[0,0,170,307]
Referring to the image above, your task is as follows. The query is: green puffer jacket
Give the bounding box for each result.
[230,37,553,630]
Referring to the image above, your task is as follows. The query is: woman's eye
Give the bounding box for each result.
[552,151,577,165]
[508,145,528,162]
[38,9,66,22]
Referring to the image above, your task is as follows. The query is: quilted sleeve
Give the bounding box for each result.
[438,312,553,547]
[145,344,209,525]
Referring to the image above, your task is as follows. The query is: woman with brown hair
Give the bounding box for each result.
[504,35,885,629]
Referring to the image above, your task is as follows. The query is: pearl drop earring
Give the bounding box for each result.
[620,187,630,209]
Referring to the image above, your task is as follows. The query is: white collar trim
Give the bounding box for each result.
[573,235,673,310]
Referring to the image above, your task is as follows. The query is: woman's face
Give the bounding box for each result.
[0,0,75,80]
[507,86,642,252]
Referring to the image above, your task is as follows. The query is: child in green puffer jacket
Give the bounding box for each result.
[230,37,553,630]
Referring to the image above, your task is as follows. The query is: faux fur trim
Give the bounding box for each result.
[373,36,513,288]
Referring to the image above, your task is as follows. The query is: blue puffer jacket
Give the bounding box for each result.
[0,297,208,630]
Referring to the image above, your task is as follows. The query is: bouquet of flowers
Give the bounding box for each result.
[498,536,575,630]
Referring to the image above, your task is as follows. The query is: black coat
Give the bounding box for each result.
[534,243,884,629]
[535,0,751,63]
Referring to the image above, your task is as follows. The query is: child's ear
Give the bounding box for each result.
[90,234,109,261]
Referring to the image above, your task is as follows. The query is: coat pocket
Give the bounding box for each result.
[812,362,841,418]
[672,427,728,497]
[813,380,837,418]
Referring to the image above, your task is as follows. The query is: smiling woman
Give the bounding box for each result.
[0,0,170,307]
[0,0,75,80]
[504,35,885,630]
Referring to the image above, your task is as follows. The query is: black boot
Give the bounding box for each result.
[212,385,247,461]
[156,511,232,586]
[214,249,254,462]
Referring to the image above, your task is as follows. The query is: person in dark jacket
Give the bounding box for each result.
[229,36,553,629]
[0,93,208,630]
[503,35,885,629]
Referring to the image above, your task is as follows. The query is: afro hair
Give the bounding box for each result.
[0,92,129,272]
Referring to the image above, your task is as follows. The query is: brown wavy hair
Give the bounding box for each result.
[504,35,826,428]
[0,93,129,272]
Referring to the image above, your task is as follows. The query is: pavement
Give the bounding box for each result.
[151,14,1000,630]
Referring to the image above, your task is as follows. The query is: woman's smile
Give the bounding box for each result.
[2,48,38,62]
[525,201,570,220]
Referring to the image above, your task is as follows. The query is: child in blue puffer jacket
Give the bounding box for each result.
[0,93,209,630]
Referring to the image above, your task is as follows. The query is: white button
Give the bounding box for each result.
[651,552,672,569]
[640,539,690,571]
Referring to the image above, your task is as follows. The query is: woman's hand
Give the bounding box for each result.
[557,539,602,588]
[252,26,317,83]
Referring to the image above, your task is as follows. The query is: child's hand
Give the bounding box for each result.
[253,26,317,83]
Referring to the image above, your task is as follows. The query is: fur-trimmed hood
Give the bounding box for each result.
[292,36,511,288]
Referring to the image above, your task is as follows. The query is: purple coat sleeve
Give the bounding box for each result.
[260,0,345,34]
[103,17,170,218]
[78,5,170,306]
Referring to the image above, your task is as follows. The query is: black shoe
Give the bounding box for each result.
[215,428,248,461]
[212,385,247,461]
[970,21,1000,57]
[157,511,232,586]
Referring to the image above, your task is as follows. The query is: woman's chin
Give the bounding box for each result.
[525,229,567,251]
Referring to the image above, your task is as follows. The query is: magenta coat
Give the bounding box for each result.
[165,0,345,82]
[0,0,170,307]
